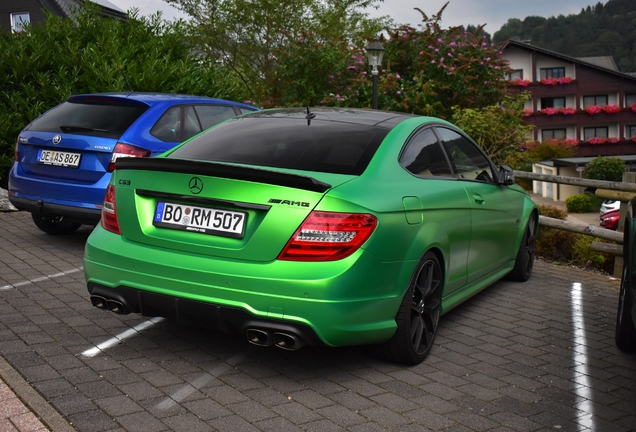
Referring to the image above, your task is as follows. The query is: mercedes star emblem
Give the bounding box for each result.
[188,177,203,194]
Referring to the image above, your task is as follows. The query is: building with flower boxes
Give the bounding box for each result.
[501,39,636,202]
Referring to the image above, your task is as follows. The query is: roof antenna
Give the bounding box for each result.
[122,74,133,93]
[305,107,315,126]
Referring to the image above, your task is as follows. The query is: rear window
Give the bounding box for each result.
[168,116,388,175]
[26,100,149,139]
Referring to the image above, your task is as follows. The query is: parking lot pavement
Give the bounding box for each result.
[1,210,636,432]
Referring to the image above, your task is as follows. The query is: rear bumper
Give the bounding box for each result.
[84,225,413,347]
[8,162,109,225]
[9,195,102,225]
[88,282,324,349]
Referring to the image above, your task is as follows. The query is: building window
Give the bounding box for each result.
[540,67,565,79]
[626,94,636,107]
[542,129,566,141]
[583,95,608,107]
[628,125,636,138]
[584,127,608,141]
[508,70,523,80]
[11,12,30,32]
[541,97,566,109]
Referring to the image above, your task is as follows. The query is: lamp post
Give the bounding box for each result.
[366,36,384,110]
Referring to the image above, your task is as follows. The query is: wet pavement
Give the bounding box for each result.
[1,209,635,431]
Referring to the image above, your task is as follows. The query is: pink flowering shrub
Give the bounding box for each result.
[540,77,573,85]
[522,108,533,117]
[510,79,530,86]
[587,137,607,145]
[585,105,604,115]
[541,107,560,115]
[603,104,621,114]
[321,8,510,119]
[607,137,620,143]
[563,138,580,146]
[630,103,636,113]
[561,107,576,115]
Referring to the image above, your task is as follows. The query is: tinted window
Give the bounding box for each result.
[27,100,148,139]
[169,116,387,175]
[435,127,494,182]
[400,128,453,177]
[151,106,181,141]
[195,105,237,129]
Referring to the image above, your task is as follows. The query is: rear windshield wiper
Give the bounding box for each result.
[59,125,110,133]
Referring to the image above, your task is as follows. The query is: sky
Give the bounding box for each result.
[105,0,593,35]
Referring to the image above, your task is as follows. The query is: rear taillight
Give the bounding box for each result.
[14,140,19,161]
[101,184,121,234]
[278,212,377,261]
[107,143,151,172]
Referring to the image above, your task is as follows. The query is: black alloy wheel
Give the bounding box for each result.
[380,251,443,365]
[507,212,537,282]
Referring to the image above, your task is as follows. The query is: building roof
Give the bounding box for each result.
[501,39,636,82]
[539,155,636,169]
[575,56,618,71]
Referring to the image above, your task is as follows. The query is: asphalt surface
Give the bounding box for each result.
[1,209,635,432]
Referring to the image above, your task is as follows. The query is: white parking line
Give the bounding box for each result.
[81,317,165,358]
[0,267,84,291]
[571,282,596,431]
[155,353,246,410]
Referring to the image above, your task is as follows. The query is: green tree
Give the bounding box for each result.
[0,5,242,184]
[165,0,387,103]
[451,93,534,165]
[583,156,626,182]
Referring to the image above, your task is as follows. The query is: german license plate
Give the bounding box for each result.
[37,149,81,168]
[153,202,246,238]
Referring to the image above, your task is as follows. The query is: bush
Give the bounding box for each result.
[536,205,579,262]
[0,6,242,186]
[565,194,593,213]
[583,156,625,182]
[536,204,614,273]
[571,236,614,273]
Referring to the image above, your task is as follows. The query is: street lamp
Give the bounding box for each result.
[366,35,384,110]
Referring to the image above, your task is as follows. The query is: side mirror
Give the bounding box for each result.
[498,165,515,186]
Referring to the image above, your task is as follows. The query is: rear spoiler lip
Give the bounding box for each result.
[115,157,332,193]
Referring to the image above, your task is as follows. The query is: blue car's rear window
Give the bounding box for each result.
[168,116,389,175]
[26,100,149,139]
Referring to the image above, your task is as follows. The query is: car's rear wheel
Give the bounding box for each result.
[507,212,537,282]
[616,209,636,352]
[616,269,636,352]
[31,212,81,235]
[379,252,443,365]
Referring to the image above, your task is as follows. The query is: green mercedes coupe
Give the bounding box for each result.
[84,108,537,364]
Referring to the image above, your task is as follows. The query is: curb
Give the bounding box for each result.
[0,355,75,432]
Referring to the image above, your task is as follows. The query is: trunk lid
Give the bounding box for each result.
[111,157,351,262]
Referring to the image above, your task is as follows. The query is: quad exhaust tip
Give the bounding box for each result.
[90,295,128,315]
[245,328,305,351]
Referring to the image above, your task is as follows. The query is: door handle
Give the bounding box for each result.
[472,192,485,204]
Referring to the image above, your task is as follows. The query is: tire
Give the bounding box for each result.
[379,252,443,365]
[616,209,636,352]
[31,212,81,235]
[507,212,537,282]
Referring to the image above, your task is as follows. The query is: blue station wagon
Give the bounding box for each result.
[8,93,258,234]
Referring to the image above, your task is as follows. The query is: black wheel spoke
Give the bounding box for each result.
[409,258,442,355]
